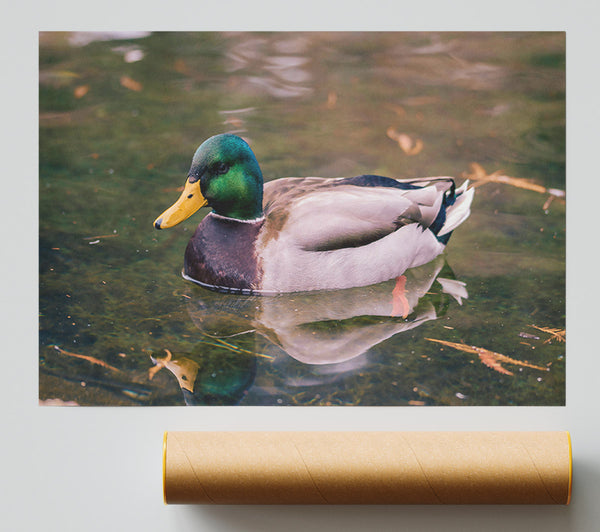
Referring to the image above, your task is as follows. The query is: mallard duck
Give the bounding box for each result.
[154,133,474,294]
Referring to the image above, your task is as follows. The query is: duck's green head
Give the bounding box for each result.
[154,134,264,229]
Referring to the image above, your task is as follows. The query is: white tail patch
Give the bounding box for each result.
[437,181,474,237]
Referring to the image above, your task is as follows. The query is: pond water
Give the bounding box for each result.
[39,32,565,406]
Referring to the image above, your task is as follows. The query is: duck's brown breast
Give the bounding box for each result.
[184,213,263,291]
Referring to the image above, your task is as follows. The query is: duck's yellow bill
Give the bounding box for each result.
[154,179,208,229]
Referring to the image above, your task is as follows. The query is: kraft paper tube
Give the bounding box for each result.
[163,431,572,505]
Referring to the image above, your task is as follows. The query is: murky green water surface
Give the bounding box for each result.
[39,32,565,406]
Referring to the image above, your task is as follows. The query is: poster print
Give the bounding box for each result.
[39,32,565,406]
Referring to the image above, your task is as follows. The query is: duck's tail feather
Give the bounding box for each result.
[436,180,474,242]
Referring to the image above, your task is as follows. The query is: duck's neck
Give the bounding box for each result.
[207,168,264,221]
[212,199,263,221]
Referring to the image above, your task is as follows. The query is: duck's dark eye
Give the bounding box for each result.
[215,162,229,175]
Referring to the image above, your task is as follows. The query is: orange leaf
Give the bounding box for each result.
[120,76,143,92]
[386,127,423,155]
[74,84,89,98]
[148,348,172,380]
[399,135,424,155]
[326,91,337,109]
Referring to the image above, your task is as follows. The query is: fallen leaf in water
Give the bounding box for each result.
[51,345,122,373]
[148,349,200,393]
[148,348,172,380]
[426,338,548,376]
[326,91,337,109]
[120,76,143,91]
[530,325,565,344]
[398,134,424,155]
[542,195,555,210]
[386,128,424,155]
[73,84,89,98]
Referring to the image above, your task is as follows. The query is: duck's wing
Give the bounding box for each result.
[263,177,451,252]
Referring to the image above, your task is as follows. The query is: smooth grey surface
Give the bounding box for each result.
[3,1,599,531]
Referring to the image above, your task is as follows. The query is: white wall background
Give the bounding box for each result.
[3,1,599,530]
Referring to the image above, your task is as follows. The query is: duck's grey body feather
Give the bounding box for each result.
[253,176,473,293]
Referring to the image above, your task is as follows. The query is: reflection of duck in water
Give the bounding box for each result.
[154,134,474,294]
[151,257,467,404]
[188,256,467,366]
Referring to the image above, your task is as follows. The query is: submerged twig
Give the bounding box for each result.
[199,334,273,360]
[51,345,122,373]
[83,234,119,240]
[462,162,565,208]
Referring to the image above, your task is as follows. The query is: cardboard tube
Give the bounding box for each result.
[163,431,572,505]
